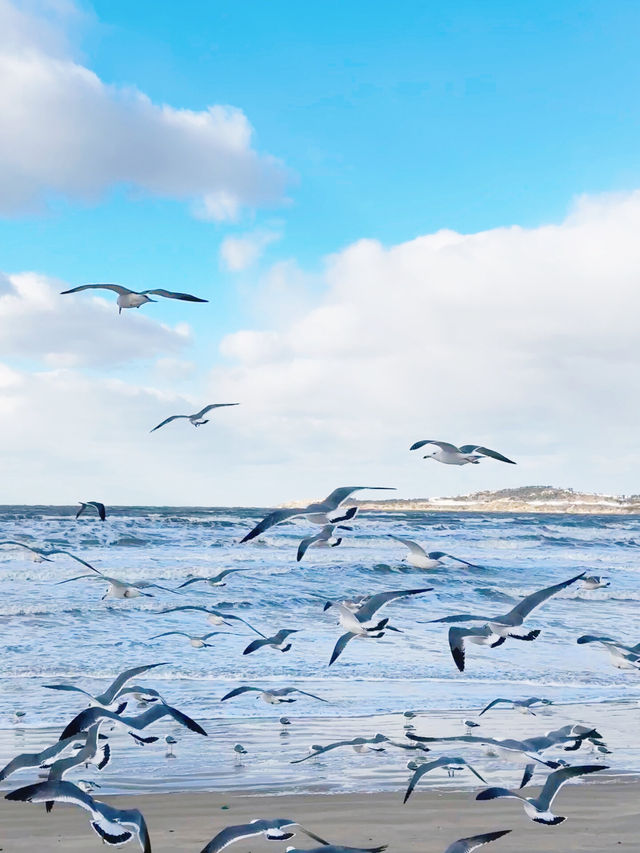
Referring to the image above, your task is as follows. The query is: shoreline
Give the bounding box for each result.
[0,781,636,852]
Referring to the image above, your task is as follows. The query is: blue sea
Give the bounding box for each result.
[0,506,638,795]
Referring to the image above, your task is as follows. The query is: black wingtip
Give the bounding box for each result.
[452,646,465,672]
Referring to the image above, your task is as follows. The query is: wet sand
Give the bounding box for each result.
[0,780,637,852]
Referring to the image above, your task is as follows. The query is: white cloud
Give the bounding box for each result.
[0,0,286,218]
[220,228,282,271]
[0,271,191,366]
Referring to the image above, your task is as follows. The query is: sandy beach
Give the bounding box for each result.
[0,781,637,852]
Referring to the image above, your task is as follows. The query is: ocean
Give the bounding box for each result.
[0,505,638,795]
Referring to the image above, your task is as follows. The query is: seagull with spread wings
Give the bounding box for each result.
[200,818,329,853]
[409,440,515,465]
[577,635,640,669]
[61,282,207,314]
[441,831,511,853]
[388,536,481,570]
[43,663,168,710]
[0,540,96,570]
[76,501,107,521]
[221,685,328,704]
[150,403,239,432]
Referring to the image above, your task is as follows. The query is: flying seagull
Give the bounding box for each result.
[241,487,395,543]
[581,575,610,590]
[220,686,328,704]
[409,440,515,465]
[57,569,178,600]
[325,588,432,665]
[59,702,208,740]
[76,501,107,521]
[46,724,111,788]
[177,569,246,589]
[0,541,96,570]
[200,818,330,853]
[476,764,607,825]
[388,536,481,570]
[576,635,640,669]
[5,780,151,851]
[285,846,386,853]
[158,605,263,634]
[297,524,349,562]
[43,663,168,710]
[0,733,92,782]
[479,697,553,717]
[149,631,226,648]
[442,831,512,853]
[150,403,239,433]
[243,629,298,655]
[403,756,486,802]
[291,734,390,764]
[61,282,207,314]
[428,572,585,671]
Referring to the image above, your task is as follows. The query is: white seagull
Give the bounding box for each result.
[479,697,553,717]
[581,575,610,590]
[43,663,167,710]
[59,703,207,740]
[409,440,515,465]
[476,764,607,825]
[220,685,328,704]
[576,635,640,669]
[57,568,178,600]
[241,487,395,543]
[61,282,207,314]
[159,605,262,634]
[76,501,107,521]
[150,403,239,433]
[297,524,349,562]
[243,629,299,655]
[177,569,246,589]
[0,540,96,570]
[291,734,390,764]
[149,630,227,648]
[0,733,93,782]
[403,755,486,802]
[199,818,329,853]
[388,536,481,569]
[442,831,511,853]
[5,780,151,851]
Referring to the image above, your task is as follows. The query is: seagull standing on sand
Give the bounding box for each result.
[60,282,207,314]
[388,536,480,569]
[199,818,329,853]
[150,404,239,433]
[442,831,511,853]
[476,764,607,825]
[76,501,107,521]
[409,440,515,465]
[241,487,395,543]
[220,685,328,704]
[325,588,433,665]
[5,780,151,851]
[428,572,585,671]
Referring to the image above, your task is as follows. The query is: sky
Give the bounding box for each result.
[1,0,640,505]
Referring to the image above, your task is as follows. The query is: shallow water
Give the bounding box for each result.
[0,505,638,794]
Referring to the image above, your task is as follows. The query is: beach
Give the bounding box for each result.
[0,782,636,852]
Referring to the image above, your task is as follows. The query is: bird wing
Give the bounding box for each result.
[141,288,208,302]
[195,403,240,418]
[292,689,328,702]
[444,830,512,853]
[505,572,585,622]
[329,632,357,665]
[478,699,510,716]
[448,627,476,672]
[315,486,395,511]
[56,573,103,585]
[199,823,264,853]
[409,440,458,452]
[475,786,524,803]
[297,531,323,561]
[60,284,131,296]
[49,550,97,571]
[403,757,452,802]
[103,662,168,704]
[217,569,245,580]
[150,415,188,432]
[217,612,265,636]
[536,764,607,809]
[42,684,93,700]
[59,703,207,739]
[220,686,259,701]
[388,535,428,558]
[86,502,106,520]
[149,632,186,640]
[356,588,433,622]
[177,577,206,588]
[0,541,51,561]
[75,503,87,518]
[5,779,98,813]
[202,632,225,641]
[243,637,270,655]
[432,551,483,569]
[458,445,516,464]
[241,508,304,542]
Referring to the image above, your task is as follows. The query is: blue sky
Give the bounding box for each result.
[2,0,640,503]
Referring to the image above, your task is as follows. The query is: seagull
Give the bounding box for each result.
[403,755,487,802]
[76,501,107,521]
[165,735,177,758]
[576,635,640,669]
[243,629,299,655]
[199,818,329,853]
[220,685,328,704]
[581,576,610,590]
[409,440,515,465]
[479,697,553,717]
[5,780,151,851]
[280,717,291,732]
[43,663,168,710]
[149,631,226,648]
[45,726,111,806]
[463,720,480,733]
[442,831,512,853]
[241,487,395,543]
[159,605,263,634]
[476,764,607,825]
[428,572,585,671]
[13,710,26,724]
[233,743,248,760]
[291,734,389,764]
[60,282,207,314]
[177,569,246,589]
[0,541,96,570]
[388,536,481,570]
[59,702,208,740]
[324,588,433,665]
[285,846,386,853]
[0,734,92,782]
[297,524,350,561]
[150,403,239,433]
[57,569,178,600]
